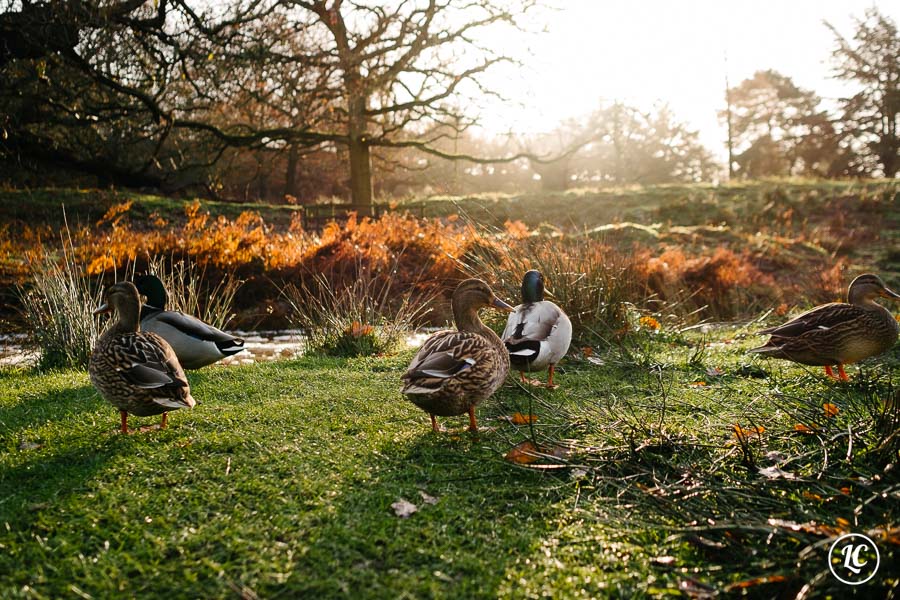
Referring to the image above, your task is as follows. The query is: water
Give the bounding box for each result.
[0,333,33,368]
[0,329,435,368]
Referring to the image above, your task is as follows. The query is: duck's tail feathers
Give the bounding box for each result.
[154,394,196,410]
[215,338,245,356]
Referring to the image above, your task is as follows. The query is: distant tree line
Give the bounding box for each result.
[0,3,896,205]
[723,9,898,179]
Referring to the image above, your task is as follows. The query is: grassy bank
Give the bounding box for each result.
[1,326,898,598]
[3,180,898,336]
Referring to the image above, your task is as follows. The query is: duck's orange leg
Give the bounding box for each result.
[825,365,838,379]
[546,364,558,389]
[160,412,168,429]
[468,406,478,432]
[837,364,849,382]
[520,371,527,383]
[120,410,129,434]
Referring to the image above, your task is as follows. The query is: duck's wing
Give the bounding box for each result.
[114,333,194,407]
[151,311,244,348]
[758,303,863,338]
[402,331,491,393]
[502,302,561,342]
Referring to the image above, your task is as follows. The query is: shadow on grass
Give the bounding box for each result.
[270,429,567,598]
[0,380,102,437]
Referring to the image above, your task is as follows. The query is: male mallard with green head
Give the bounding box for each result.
[402,279,513,432]
[749,273,900,381]
[135,274,244,369]
[90,282,196,433]
[502,270,572,388]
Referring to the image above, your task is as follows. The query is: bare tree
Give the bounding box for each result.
[826,8,899,177]
[1,0,553,205]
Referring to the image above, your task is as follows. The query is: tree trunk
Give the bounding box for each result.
[284,143,299,200]
[348,134,373,212]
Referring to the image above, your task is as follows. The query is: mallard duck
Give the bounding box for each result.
[502,270,572,388]
[134,274,244,369]
[749,273,900,381]
[402,279,514,432]
[89,282,196,434]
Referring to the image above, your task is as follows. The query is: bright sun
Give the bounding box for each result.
[472,0,899,158]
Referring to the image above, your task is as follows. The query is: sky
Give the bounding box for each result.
[474,0,899,159]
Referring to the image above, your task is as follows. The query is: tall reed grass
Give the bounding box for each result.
[462,230,639,338]
[283,257,437,357]
[18,230,107,369]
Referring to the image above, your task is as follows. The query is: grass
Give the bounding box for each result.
[1,327,898,598]
[17,232,108,370]
[282,260,437,357]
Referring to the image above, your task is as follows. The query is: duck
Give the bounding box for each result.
[134,274,245,369]
[89,282,196,434]
[749,273,900,381]
[402,279,514,432]
[502,270,572,388]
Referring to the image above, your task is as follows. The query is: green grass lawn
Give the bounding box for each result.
[2,328,898,598]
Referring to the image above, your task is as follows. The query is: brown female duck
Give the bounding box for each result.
[402,279,513,432]
[749,273,900,381]
[89,282,196,433]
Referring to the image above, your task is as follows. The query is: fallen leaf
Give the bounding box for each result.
[724,575,788,591]
[733,424,765,441]
[586,356,605,366]
[504,441,540,464]
[802,491,823,501]
[581,346,594,357]
[504,440,573,465]
[871,526,900,546]
[823,403,839,418]
[705,367,724,377]
[839,487,851,495]
[346,321,374,337]
[639,316,661,331]
[418,491,438,505]
[836,517,851,530]
[391,499,417,518]
[511,412,537,425]
[689,381,708,388]
[794,423,817,434]
[758,466,797,480]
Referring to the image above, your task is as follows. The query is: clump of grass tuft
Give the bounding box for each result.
[462,230,638,338]
[283,258,436,357]
[18,230,106,369]
[143,256,241,330]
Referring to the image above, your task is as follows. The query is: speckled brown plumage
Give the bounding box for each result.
[402,279,513,431]
[750,273,900,380]
[89,282,195,433]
